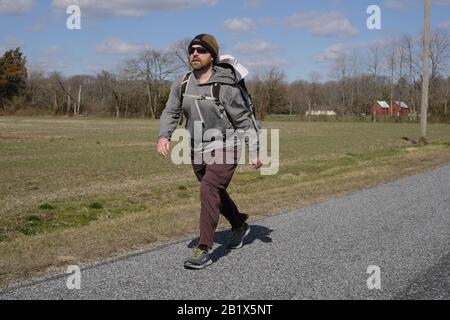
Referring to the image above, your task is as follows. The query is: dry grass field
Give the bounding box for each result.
[0,116,449,286]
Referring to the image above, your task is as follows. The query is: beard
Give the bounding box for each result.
[190,58,213,72]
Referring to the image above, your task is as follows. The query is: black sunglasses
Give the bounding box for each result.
[188,46,209,55]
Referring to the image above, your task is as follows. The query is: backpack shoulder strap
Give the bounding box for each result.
[211,81,260,131]
[210,82,234,129]
[211,82,221,101]
[236,80,254,113]
[180,72,191,98]
[178,72,192,126]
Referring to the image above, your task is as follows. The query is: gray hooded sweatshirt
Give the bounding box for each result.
[157,65,259,155]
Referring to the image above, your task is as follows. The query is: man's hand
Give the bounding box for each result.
[157,138,170,158]
[251,158,263,169]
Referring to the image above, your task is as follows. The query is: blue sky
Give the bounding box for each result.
[0,0,449,81]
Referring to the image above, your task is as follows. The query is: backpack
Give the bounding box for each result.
[178,61,260,131]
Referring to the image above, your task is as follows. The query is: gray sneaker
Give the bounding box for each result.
[184,247,212,270]
[228,223,250,249]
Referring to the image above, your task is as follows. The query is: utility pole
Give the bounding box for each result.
[420,0,430,144]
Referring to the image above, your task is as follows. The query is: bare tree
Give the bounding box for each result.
[125,48,182,118]
[420,0,430,144]
[286,80,309,116]
[368,44,381,103]
[331,53,349,110]
[385,40,397,116]
[26,67,46,107]
[97,71,123,118]
[429,29,450,114]
[348,52,363,114]
[397,39,408,109]
[368,45,380,79]
[48,72,65,114]
[445,75,449,115]
[306,71,322,118]
[429,29,450,81]
[77,84,82,116]
[402,34,418,115]
[247,68,288,120]
[56,78,77,115]
[8,23,449,121]
[170,38,192,73]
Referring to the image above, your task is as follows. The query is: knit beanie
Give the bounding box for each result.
[189,34,219,62]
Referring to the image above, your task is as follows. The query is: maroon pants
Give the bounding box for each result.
[192,148,248,249]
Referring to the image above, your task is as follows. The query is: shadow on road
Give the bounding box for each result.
[187,224,274,263]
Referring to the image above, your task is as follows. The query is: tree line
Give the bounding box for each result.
[0,30,448,120]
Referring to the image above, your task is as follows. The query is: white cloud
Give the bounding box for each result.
[223,17,256,33]
[438,20,450,30]
[243,58,288,70]
[384,0,409,8]
[234,39,276,54]
[315,44,349,62]
[268,11,359,37]
[243,0,265,10]
[85,63,117,75]
[51,0,218,17]
[229,38,285,74]
[46,45,64,54]
[96,38,144,55]
[29,45,74,72]
[0,0,34,15]
[315,39,392,63]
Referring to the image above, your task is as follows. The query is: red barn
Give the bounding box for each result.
[370,101,390,116]
[392,101,411,116]
[370,101,411,116]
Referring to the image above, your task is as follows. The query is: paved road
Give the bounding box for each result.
[1,164,449,300]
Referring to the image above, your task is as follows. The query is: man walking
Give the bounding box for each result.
[157,34,261,269]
